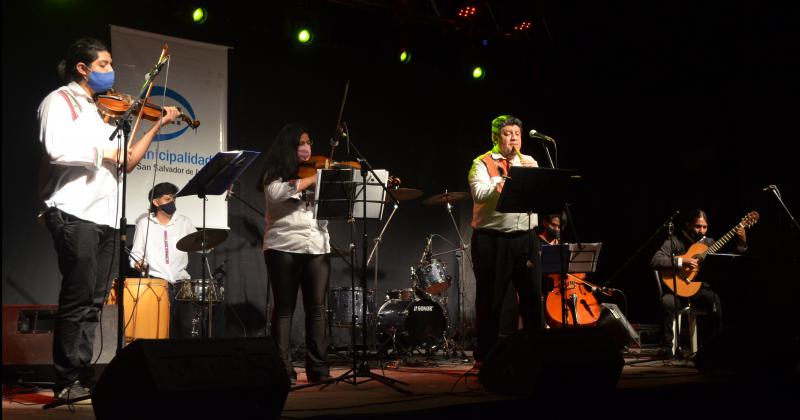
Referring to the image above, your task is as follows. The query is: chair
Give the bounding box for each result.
[653,271,706,355]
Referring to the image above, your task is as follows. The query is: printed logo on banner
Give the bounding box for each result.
[147,85,197,142]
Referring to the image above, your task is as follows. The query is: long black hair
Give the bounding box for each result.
[57,37,109,83]
[257,123,309,191]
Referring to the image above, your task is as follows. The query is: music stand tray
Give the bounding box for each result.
[177,150,261,198]
[314,169,356,220]
[496,167,581,215]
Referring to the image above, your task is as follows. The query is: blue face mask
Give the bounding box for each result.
[87,70,114,93]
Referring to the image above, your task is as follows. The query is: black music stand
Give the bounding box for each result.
[313,169,356,220]
[497,166,581,327]
[177,150,260,338]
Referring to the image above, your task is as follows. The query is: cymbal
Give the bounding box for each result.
[385,188,423,202]
[422,191,471,206]
[176,229,229,252]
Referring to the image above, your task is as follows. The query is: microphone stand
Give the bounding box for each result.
[765,185,800,233]
[668,220,683,360]
[537,139,580,328]
[110,62,161,352]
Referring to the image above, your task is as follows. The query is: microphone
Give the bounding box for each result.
[421,235,433,262]
[762,185,776,192]
[529,129,554,142]
[145,55,169,81]
[330,125,347,147]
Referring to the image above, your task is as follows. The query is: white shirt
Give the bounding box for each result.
[262,178,330,254]
[468,151,539,232]
[38,82,120,227]
[130,211,196,283]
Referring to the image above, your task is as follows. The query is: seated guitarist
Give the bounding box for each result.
[650,209,748,357]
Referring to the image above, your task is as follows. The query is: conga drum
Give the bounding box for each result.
[106,278,170,342]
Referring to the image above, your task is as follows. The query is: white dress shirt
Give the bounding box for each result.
[130,211,196,283]
[38,82,120,227]
[468,151,539,232]
[262,178,330,254]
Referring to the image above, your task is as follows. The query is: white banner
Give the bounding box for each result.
[110,25,231,229]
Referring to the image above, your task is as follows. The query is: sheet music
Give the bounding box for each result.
[567,242,602,273]
[352,169,388,220]
[541,242,602,274]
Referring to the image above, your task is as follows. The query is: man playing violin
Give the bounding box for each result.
[468,115,543,368]
[37,37,179,403]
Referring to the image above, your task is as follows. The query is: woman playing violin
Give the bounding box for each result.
[37,37,179,402]
[258,123,331,385]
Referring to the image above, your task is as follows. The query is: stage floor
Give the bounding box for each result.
[4,349,798,419]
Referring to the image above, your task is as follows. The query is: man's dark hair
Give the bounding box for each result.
[148,182,179,214]
[57,37,109,83]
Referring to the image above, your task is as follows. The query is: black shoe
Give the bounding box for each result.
[307,373,332,383]
[656,346,674,358]
[53,381,91,402]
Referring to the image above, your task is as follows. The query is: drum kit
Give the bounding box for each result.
[327,188,472,359]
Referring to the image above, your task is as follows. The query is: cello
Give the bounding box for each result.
[545,272,603,327]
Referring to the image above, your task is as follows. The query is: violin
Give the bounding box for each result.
[96,90,200,129]
[544,273,603,327]
[296,155,362,178]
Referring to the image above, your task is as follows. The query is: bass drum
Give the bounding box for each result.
[376,298,446,348]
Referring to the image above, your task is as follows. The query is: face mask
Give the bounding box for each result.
[87,70,114,93]
[159,201,176,215]
[297,145,311,161]
[546,227,561,240]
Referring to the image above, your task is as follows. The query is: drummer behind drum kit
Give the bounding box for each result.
[328,190,472,358]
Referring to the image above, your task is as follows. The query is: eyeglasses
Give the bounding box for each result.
[299,139,314,146]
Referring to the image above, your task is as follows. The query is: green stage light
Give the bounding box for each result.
[399,49,411,64]
[472,66,485,80]
[192,7,208,24]
[297,29,313,44]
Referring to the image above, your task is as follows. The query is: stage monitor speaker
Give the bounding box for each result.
[92,337,289,420]
[479,328,625,397]
[2,305,116,384]
[597,303,641,348]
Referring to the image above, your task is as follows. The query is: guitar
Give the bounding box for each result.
[660,211,759,297]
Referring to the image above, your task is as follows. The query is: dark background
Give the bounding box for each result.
[3,1,798,347]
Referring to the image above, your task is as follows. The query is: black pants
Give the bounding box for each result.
[167,282,202,339]
[661,284,722,350]
[44,208,117,390]
[471,229,543,361]
[264,250,330,379]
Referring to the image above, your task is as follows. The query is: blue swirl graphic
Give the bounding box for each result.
[148,86,197,142]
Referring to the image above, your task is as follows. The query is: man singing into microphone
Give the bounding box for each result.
[468,115,543,368]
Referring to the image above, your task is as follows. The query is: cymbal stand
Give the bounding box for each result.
[444,201,471,358]
[367,203,398,353]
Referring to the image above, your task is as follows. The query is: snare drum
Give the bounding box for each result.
[413,259,451,295]
[329,287,375,327]
[376,298,447,348]
[174,279,224,303]
[106,278,170,342]
[386,288,415,301]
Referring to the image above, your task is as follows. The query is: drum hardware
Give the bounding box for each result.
[420,190,473,360]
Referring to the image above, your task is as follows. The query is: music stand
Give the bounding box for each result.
[497,166,582,327]
[177,150,260,338]
[314,169,357,220]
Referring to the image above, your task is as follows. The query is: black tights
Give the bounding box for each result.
[264,250,330,379]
